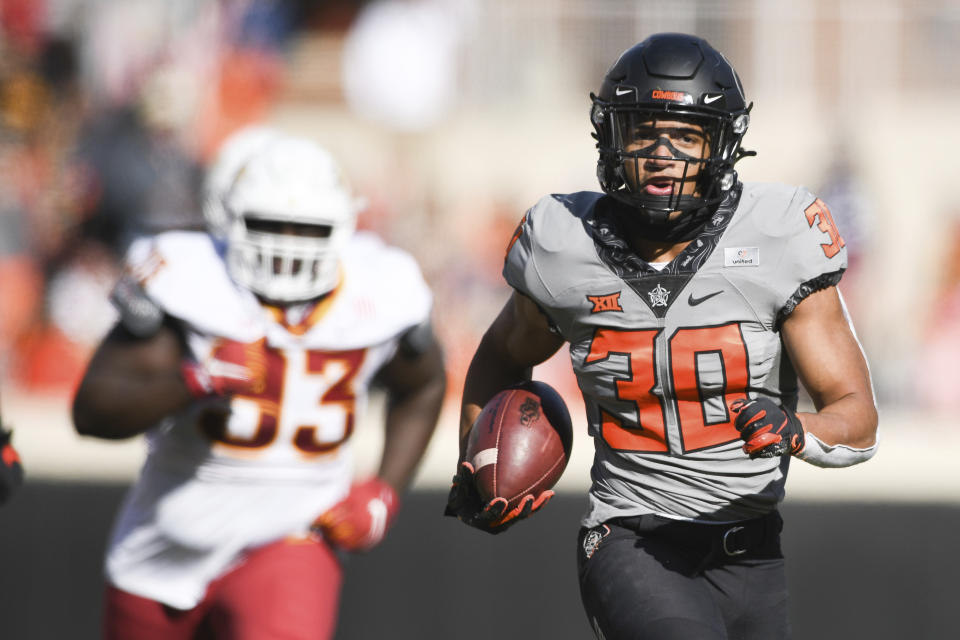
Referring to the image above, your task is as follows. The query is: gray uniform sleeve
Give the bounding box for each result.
[502,196,581,335]
[503,198,551,303]
[771,187,848,325]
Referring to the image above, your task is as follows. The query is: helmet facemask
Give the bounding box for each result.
[225,214,354,304]
[593,102,750,228]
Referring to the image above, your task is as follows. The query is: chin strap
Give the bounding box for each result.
[603,178,747,244]
[603,195,714,243]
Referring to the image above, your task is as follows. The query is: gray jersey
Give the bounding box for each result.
[503,183,848,525]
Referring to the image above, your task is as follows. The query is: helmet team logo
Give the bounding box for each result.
[587,292,623,313]
[649,89,693,104]
[648,283,670,308]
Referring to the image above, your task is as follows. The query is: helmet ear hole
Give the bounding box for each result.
[597,159,623,192]
[719,171,735,192]
[733,114,749,135]
[590,102,605,127]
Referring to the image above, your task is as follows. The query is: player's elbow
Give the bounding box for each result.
[71,393,102,438]
[71,388,125,439]
[821,390,878,449]
[850,400,879,449]
[849,430,878,451]
[798,402,880,468]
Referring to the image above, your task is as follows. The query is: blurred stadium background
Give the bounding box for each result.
[0,0,958,638]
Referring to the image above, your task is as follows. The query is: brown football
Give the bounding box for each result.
[465,380,573,510]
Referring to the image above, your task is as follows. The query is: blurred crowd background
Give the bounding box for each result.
[1,0,959,481]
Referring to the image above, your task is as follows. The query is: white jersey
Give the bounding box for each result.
[105,230,432,609]
[504,183,849,527]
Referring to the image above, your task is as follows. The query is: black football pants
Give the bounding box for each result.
[577,512,788,640]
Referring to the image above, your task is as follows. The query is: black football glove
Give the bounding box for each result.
[443,461,550,535]
[0,427,24,505]
[731,397,805,459]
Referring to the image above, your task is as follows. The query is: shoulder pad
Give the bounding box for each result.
[503,192,603,303]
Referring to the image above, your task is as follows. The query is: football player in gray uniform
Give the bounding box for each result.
[447,33,878,639]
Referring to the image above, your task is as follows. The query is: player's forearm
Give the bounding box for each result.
[72,370,193,439]
[459,293,564,454]
[796,391,878,449]
[378,373,446,492]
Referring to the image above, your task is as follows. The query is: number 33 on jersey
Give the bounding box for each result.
[198,344,367,457]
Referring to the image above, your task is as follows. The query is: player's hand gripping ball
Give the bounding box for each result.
[731,397,805,459]
[445,381,573,534]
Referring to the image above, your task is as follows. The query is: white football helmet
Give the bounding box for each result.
[203,124,283,235]
[204,131,362,303]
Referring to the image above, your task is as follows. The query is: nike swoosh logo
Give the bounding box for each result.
[688,290,723,306]
[703,94,722,104]
[615,87,632,96]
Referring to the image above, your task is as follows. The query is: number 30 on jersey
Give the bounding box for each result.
[584,323,750,453]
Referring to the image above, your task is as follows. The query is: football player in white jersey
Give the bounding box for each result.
[447,33,878,639]
[73,129,446,639]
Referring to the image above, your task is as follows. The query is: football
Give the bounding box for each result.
[465,380,573,510]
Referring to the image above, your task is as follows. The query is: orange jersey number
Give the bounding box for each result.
[584,323,749,454]
[503,214,528,264]
[804,198,845,259]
